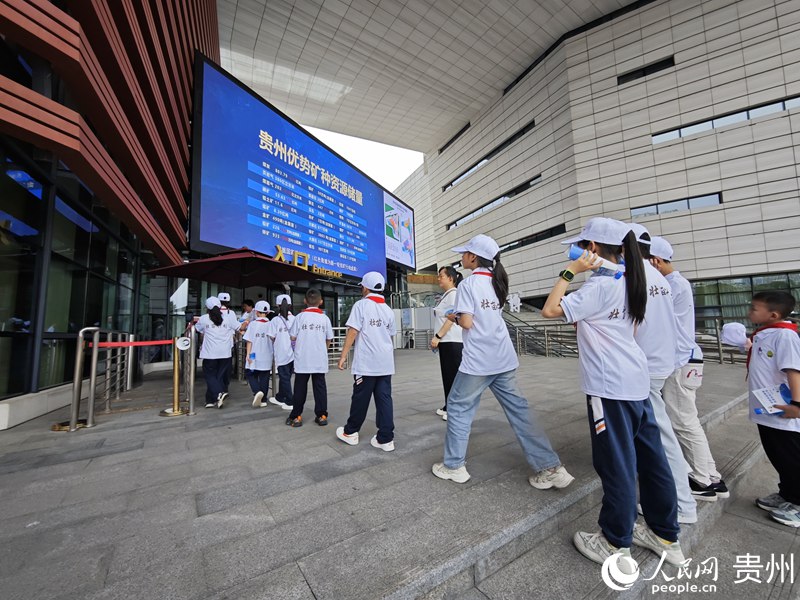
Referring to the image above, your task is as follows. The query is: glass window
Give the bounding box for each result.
[688,194,721,209]
[694,294,720,307]
[0,335,31,398]
[85,275,117,329]
[786,98,800,110]
[52,195,93,265]
[748,102,784,118]
[38,337,78,390]
[631,205,658,218]
[44,254,86,333]
[720,292,753,314]
[718,277,752,294]
[692,280,718,295]
[658,199,689,214]
[789,272,800,288]
[712,112,747,128]
[652,130,680,144]
[753,274,789,291]
[680,121,713,137]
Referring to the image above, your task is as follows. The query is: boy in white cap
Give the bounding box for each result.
[629,223,701,521]
[243,300,273,408]
[336,271,397,451]
[649,235,728,500]
[432,234,573,489]
[286,289,334,427]
[267,293,295,410]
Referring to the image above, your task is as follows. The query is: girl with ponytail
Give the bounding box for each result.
[267,294,295,409]
[542,217,685,573]
[196,296,238,409]
[431,234,574,491]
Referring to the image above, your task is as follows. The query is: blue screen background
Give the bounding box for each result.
[197,63,386,279]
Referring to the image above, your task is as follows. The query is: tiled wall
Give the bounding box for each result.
[400,0,800,299]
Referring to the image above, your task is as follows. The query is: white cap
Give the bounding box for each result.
[451,234,500,261]
[218,292,231,302]
[359,271,385,292]
[275,294,291,306]
[254,300,270,313]
[720,322,747,347]
[650,236,674,261]
[561,217,629,245]
[205,296,221,310]
[629,222,651,245]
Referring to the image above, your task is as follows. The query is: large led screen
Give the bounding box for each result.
[384,192,415,269]
[190,56,415,278]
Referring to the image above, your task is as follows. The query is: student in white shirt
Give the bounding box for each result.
[217,292,239,391]
[629,224,700,520]
[195,296,239,409]
[542,217,685,574]
[744,291,800,527]
[431,234,573,492]
[336,271,397,451]
[649,235,728,501]
[267,294,295,410]
[286,289,334,427]
[238,299,256,333]
[243,300,272,409]
[430,265,464,421]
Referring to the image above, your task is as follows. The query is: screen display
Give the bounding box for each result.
[190,57,415,278]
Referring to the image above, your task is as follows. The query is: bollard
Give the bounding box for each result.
[85,329,100,427]
[126,334,135,391]
[160,338,188,416]
[188,327,197,415]
[59,327,99,432]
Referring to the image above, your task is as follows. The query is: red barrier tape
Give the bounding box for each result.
[88,340,175,348]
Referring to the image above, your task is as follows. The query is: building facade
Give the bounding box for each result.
[396,0,800,326]
[0,1,218,414]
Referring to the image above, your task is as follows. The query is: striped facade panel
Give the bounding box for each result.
[0,0,219,264]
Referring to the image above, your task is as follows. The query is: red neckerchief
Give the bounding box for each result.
[366,294,386,304]
[473,268,492,278]
[255,318,268,322]
[746,322,799,369]
[303,308,323,313]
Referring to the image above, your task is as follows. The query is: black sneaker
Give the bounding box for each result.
[689,478,717,502]
[286,415,302,427]
[710,479,730,499]
[314,415,328,426]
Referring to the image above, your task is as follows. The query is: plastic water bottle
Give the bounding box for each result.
[566,244,624,279]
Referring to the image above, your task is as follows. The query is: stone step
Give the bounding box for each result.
[457,402,763,600]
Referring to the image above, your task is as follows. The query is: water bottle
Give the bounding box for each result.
[566,244,624,279]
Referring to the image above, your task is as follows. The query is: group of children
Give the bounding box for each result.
[198,289,335,426]
[194,219,800,577]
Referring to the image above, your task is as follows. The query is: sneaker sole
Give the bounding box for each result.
[336,430,358,445]
[431,465,470,483]
[770,513,800,527]
[370,438,395,452]
[691,493,717,502]
[252,392,264,408]
[316,420,328,426]
[572,533,606,565]
[756,499,782,511]
[529,474,575,490]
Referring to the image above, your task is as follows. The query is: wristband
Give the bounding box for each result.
[434,333,442,340]
[791,401,800,408]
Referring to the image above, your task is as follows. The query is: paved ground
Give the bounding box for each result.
[0,351,768,599]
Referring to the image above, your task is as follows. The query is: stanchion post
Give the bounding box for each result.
[86,329,100,427]
[160,337,187,417]
[715,318,724,365]
[104,332,112,411]
[69,330,87,432]
[115,334,123,401]
[188,327,196,415]
[125,334,135,390]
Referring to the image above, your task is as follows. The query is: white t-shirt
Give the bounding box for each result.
[346,294,396,377]
[665,271,703,367]
[455,268,518,376]
[268,313,295,366]
[195,314,238,359]
[242,318,274,371]
[749,326,800,432]
[433,287,463,343]
[633,262,678,378]
[220,307,239,345]
[561,273,650,400]
[290,308,334,373]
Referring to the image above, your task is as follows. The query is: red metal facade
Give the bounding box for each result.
[0,0,219,264]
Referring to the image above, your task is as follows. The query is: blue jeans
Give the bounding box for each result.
[276,362,293,406]
[443,369,561,472]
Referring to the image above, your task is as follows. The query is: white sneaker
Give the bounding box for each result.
[435,408,446,416]
[442,412,447,421]
[632,522,687,566]
[217,392,228,409]
[279,402,292,411]
[205,402,215,408]
[529,465,574,489]
[431,462,471,483]
[335,426,359,445]
[573,531,637,574]
[268,396,281,407]
[252,391,264,408]
[370,436,395,452]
